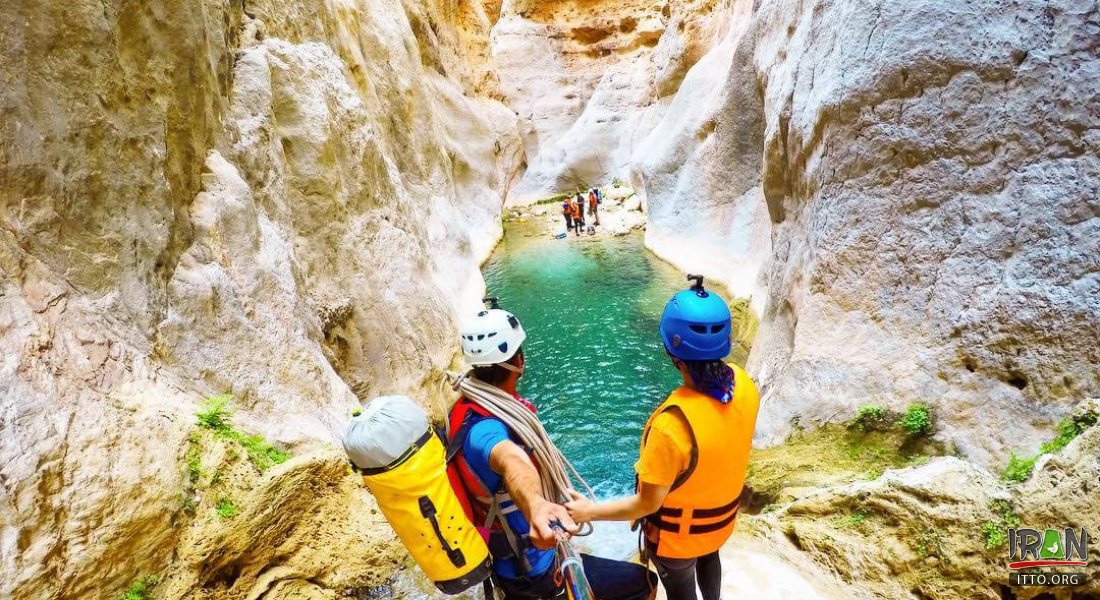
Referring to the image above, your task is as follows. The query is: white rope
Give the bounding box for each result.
[447,370,596,508]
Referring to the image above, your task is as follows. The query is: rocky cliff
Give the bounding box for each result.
[0,0,522,597]
[742,0,1099,466]
[2,0,1098,598]
[495,0,1098,466]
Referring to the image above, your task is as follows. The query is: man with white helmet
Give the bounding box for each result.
[448,298,654,599]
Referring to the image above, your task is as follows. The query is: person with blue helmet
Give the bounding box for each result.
[566,275,762,600]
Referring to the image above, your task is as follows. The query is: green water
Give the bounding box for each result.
[482,225,701,499]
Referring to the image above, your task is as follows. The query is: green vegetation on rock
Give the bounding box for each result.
[983,498,1021,549]
[982,522,1007,550]
[899,403,933,436]
[1001,453,1038,483]
[1001,408,1098,483]
[850,405,888,432]
[746,410,944,512]
[117,576,158,600]
[196,395,289,472]
[216,497,239,519]
[180,431,203,514]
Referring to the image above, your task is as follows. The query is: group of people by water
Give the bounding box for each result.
[346,263,759,599]
[561,188,602,236]
[449,276,760,599]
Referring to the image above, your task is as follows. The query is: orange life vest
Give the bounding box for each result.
[571,201,582,219]
[640,364,760,559]
[588,193,597,210]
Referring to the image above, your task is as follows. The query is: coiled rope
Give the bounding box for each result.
[447,370,596,512]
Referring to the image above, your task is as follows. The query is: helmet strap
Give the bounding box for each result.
[498,360,525,375]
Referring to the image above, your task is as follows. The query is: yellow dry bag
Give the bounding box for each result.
[343,395,491,594]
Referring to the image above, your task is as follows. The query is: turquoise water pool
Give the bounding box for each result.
[482,225,709,499]
[367,226,746,597]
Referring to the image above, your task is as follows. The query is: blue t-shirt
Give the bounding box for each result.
[464,415,556,580]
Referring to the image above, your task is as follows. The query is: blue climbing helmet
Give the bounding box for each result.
[659,275,732,361]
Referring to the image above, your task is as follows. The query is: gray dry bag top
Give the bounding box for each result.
[343,395,430,471]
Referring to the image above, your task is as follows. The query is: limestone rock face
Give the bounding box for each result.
[743,0,1100,466]
[494,0,735,202]
[769,411,1100,600]
[0,0,522,597]
[629,0,770,301]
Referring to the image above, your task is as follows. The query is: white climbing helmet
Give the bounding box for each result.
[460,302,526,366]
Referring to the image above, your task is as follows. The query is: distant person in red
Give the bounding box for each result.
[588,189,600,226]
[570,197,583,235]
[562,197,574,233]
[574,192,586,228]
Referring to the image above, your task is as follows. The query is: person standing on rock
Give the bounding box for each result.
[588,189,600,226]
[562,196,574,233]
[450,305,656,599]
[565,275,761,600]
[570,196,583,235]
[574,191,586,227]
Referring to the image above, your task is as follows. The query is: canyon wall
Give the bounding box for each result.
[494,0,736,203]
[499,0,1098,466]
[743,0,1100,466]
[0,0,522,597]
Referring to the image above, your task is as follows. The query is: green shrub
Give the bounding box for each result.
[216,497,238,519]
[1040,410,1099,454]
[235,432,290,472]
[118,576,158,600]
[850,405,888,432]
[196,395,234,433]
[195,395,289,472]
[983,521,1007,549]
[899,403,933,435]
[1002,453,1037,483]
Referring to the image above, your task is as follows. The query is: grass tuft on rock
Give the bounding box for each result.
[745,409,944,512]
[195,395,289,472]
[1001,407,1097,483]
[850,405,889,432]
[899,403,933,436]
[117,576,158,600]
[216,496,239,519]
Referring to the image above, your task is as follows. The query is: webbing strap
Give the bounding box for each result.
[486,493,534,574]
[351,428,434,475]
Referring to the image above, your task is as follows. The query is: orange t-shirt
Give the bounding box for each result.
[635,410,693,487]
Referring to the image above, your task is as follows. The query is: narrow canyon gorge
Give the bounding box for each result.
[1,0,1097,599]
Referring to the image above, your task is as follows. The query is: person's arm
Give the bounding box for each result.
[565,482,670,523]
[488,439,578,549]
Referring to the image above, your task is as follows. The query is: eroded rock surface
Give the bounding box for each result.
[494,0,735,202]
[744,0,1100,467]
[0,0,521,597]
[767,406,1100,600]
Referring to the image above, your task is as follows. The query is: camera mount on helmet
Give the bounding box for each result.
[687,274,708,297]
